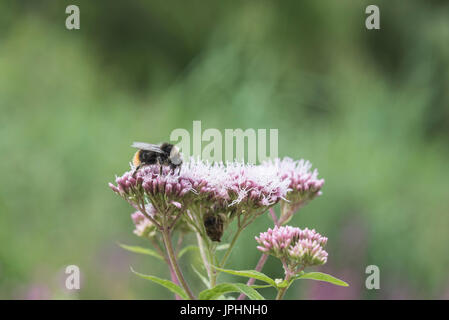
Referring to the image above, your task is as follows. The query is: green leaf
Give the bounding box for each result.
[297,272,349,287]
[177,245,200,259]
[130,267,189,300]
[213,266,277,287]
[119,243,164,261]
[192,264,210,288]
[250,284,273,289]
[199,283,265,300]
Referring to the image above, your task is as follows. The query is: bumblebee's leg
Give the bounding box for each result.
[132,164,142,178]
[156,157,162,175]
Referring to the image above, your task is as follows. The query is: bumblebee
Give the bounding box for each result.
[203,212,225,242]
[131,142,183,176]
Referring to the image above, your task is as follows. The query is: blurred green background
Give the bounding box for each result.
[0,0,448,299]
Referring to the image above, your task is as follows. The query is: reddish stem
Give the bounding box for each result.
[169,265,182,300]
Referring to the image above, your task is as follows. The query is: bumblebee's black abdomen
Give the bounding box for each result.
[204,214,224,242]
[139,150,159,164]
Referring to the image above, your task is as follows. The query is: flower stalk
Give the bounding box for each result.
[161,228,196,300]
[219,224,244,268]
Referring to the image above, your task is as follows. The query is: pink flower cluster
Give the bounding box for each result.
[225,162,291,208]
[256,225,328,267]
[129,202,161,237]
[110,165,195,205]
[261,157,324,201]
[131,210,157,238]
[109,157,324,227]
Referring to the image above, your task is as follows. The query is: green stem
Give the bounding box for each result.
[275,284,289,300]
[162,229,196,300]
[149,237,180,299]
[190,205,217,287]
[275,266,304,300]
[196,232,213,286]
[219,225,244,268]
[276,271,292,300]
[208,244,218,287]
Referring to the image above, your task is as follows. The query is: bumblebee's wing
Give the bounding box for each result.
[131,142,163,153]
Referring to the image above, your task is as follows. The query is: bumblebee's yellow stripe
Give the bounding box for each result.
[133,150,141,167]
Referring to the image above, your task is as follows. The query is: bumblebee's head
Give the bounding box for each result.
[169,145,183,165]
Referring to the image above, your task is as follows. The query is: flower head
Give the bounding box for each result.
[110,157,325,237]
[262,157,324,198]
[110,165,191,214]
[261,158,324,222]
[226,161,291,209]
[131,206,157,238]
[180,158,230,204]
[256,225,328,268]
